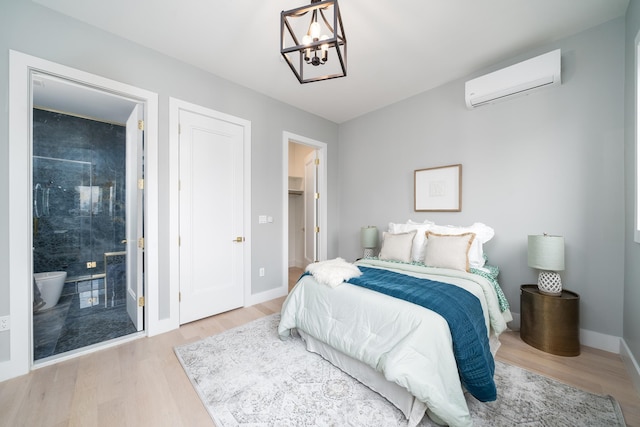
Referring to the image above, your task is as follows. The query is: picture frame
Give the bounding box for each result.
[414,164,462,212]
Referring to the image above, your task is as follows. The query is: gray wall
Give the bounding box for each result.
[625,0,640,368]
[0,1,339,359]
[1,0,636,367]
[338,18,626,337]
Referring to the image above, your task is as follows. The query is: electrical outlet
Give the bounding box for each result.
[259,267,265,277]
[0,315,10,332]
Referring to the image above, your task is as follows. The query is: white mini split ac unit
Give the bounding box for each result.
[465,49,561,109]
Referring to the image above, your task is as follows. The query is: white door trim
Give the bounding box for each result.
[282,131,328,284]
[168,98,252,326]
[4,50,159,382]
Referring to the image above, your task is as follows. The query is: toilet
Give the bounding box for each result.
[34,271,67,311]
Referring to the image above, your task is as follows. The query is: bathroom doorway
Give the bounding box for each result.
[31,73,145,361]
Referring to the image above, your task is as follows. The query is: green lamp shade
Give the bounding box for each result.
[361,226,378,249]
[528,234,565,271]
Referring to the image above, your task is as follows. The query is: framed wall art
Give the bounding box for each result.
[414,164,462,212]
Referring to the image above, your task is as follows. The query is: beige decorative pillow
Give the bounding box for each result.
[379,230,417,263]
[428,223,494,268]
[423,231,476,272]
[389,220,435,262]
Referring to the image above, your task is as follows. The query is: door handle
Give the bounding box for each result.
[232,237,245,242]
[121,239,127,244]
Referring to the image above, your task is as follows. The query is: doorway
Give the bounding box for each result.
[288,143,315,268]
[284,132,328,290]
[31,73,145,361]
[6,51,158,379]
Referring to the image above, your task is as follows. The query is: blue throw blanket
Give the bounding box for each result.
[347,266,496,402]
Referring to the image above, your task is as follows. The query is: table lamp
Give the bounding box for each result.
[361,226,378,258]
[527,234,565,296]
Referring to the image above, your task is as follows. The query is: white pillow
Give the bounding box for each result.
[426,222,494,268]
[379,230,417,263]
[425,222,494,243]
[388,220,435,262]
[423,232,476,272]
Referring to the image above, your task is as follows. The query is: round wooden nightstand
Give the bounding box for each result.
[520,284,580,356]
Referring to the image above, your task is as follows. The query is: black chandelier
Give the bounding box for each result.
[280,0,347,84]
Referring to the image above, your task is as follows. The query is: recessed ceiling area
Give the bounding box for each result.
[32,72,139,125]
[32,0,629,123]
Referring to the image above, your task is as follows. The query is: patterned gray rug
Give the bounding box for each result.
[174,314,626,427]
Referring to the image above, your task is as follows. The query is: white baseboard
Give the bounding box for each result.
[0,357,29,383]
[510,311,621,354]
[245,284,288,307]
[579,329,621,354]
[621,339,640,395]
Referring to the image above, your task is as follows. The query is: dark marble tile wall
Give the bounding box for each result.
[32,109,127,279]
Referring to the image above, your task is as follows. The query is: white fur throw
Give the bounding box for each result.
[305,257,362,288]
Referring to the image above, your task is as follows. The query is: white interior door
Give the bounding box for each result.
[179,109,245,324]
[125,104,144,331]
[304,151,318,265]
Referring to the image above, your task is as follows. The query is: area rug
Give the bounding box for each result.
[174,314,626,427]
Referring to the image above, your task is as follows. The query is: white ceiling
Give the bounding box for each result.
[32,0,629,123]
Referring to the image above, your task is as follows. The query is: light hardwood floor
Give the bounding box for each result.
[0,269,638,427]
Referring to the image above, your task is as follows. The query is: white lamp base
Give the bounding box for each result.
[537,271,562,296]
[363,248,375,258]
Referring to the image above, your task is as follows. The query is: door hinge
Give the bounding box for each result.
[138,120,144,131]
[138,296,145,307]
[138,237,145,249]
[178,123,181,134]
[178,236,181,246]
[138,178,144,190]
[315,226,320,233]
[315,192,320,199]
[179,292,181,302]
[315,158,320,165]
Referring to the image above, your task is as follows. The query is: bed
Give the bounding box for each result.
[278,221,513,427]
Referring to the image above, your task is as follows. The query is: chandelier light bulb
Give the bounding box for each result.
[309,21,321,40]
[302,34,312,61]
[320,34,329,49]
[320,34,329,62]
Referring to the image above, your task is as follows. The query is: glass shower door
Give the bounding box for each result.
[32,156,94,279]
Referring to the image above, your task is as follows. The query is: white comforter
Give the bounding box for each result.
[278,259,512,427]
